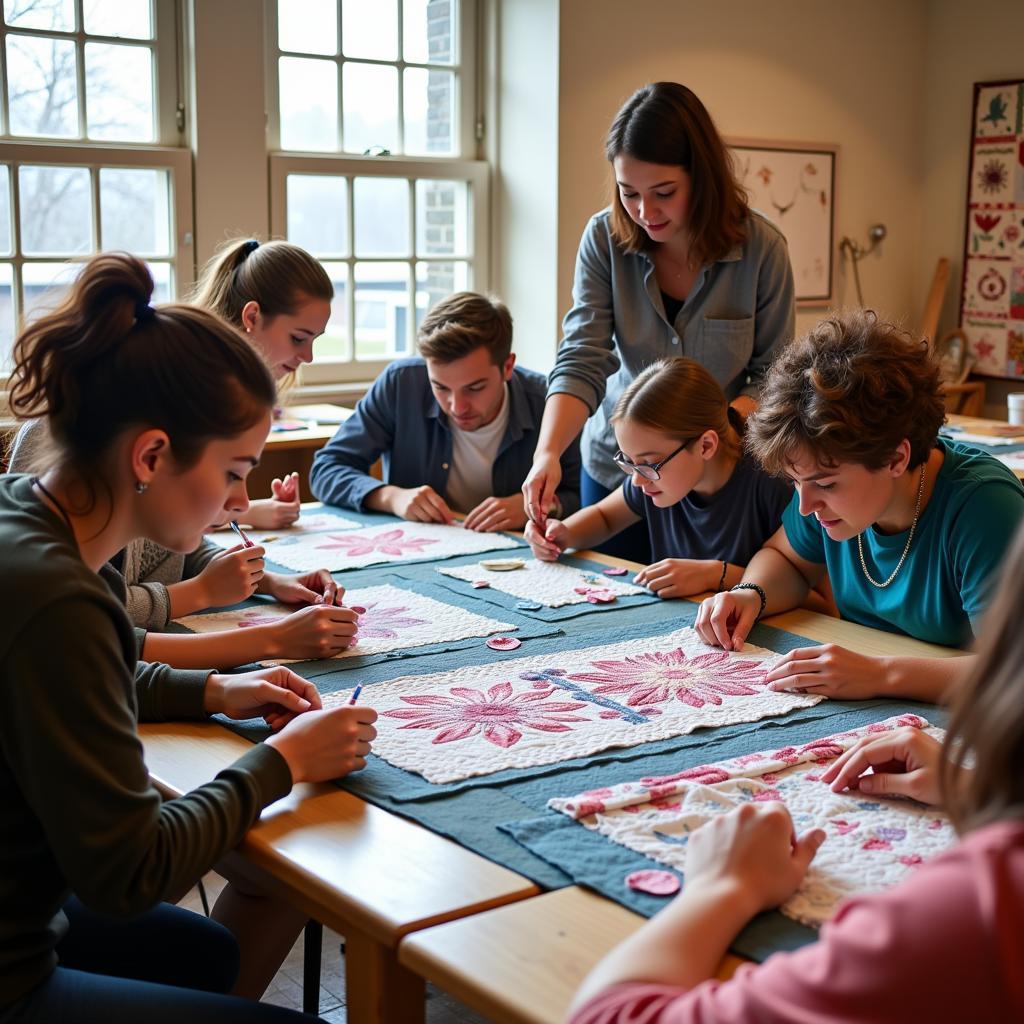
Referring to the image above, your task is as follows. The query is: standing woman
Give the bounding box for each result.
[523,82,795,561]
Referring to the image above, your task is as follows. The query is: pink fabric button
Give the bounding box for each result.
[625,869,680,896]
[585,589,617,603]
[471,580,490,589]
[486,636,522,651]
[603,566,629,576]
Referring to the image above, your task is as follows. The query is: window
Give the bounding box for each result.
[268,0,487,385]
[0,0,191,373]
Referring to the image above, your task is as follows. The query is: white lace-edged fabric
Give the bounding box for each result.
[549,714,954,927]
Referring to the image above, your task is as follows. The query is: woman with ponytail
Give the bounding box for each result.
[0,252,375,1022]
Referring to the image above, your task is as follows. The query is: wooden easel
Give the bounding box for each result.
[922,257,985,416]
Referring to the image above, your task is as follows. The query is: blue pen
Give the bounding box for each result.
[347,684,363,706]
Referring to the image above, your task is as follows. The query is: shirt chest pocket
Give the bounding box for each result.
[699,316,755,389]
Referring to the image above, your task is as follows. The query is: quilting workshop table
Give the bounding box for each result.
[944,411,1024,480]
[397,605,965,1024]
[140,720,539,1024]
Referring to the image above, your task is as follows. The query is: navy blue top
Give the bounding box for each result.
[310,358,582,515]
[622,454,792,565]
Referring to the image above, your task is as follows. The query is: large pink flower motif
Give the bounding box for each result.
[384,681,590,748]
[570,648,766,709]
[355,602,427,639]
[315,528,439,558]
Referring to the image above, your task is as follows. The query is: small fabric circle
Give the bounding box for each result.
[486,636,522,651]
[625,869,680,896]
[602,567,629,576]
[471,580,490,589]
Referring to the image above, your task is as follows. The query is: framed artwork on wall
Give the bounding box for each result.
[958,79,1024,380]
[727,138,837,305]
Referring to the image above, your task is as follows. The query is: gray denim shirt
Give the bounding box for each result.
[548,208,795,488]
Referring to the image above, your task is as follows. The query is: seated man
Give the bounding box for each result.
[310,292,581,531]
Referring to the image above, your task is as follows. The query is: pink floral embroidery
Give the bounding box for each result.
[569,648,767,709]
[830,819,860,835]
[641,764,731,787]
[771,746,802,765]
[315,528,439,558]
[353,602,427,639]
[799,738,845,763]
[900,854,924,867]
[384,681,590,748]
[862,837,891,851]
[753,787,783,802]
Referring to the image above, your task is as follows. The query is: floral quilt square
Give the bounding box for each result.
[207,511,362,551]
[438,559,646,606]
[175,584,516,665]
[257,522,520,572]
[549,714,954,927]
[328,628,822,784]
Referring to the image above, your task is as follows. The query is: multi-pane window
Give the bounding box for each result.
[0,0,188,371]
[268,0,486,384]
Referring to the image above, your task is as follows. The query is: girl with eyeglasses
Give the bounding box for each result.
[525,358,793,601]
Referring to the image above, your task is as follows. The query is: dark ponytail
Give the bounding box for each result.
[8,252,276,508]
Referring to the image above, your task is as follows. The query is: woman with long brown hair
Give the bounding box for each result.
[523,82,795,561]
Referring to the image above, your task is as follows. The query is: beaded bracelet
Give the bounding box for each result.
[717,560,728,591]
[730,582,767,621]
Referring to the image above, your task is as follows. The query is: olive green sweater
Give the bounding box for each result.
[0,474,293,1006]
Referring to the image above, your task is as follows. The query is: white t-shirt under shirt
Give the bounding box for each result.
[445,384,510,513]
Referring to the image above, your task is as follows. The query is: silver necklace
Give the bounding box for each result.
[857,463,927,589]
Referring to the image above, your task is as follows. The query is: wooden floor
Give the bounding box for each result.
[180,874,490,1023]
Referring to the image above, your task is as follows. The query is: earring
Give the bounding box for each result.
[135,481,148,494]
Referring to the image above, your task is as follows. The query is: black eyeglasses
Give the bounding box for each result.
[612,438,695,481]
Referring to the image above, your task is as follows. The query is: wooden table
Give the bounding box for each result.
[398,603,965,1024]
[945,412,1024,480]
[140,722,539,1023]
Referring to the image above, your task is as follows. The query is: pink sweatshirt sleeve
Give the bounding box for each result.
[569,821,1024,1024]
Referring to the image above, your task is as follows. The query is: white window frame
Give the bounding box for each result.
[270,153,488,386]
[266,0,488,387]
[0,0,192,406]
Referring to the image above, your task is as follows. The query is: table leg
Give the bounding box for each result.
[345,928,425,1024]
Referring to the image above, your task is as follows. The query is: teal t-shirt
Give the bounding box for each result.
[782,440,1024,647]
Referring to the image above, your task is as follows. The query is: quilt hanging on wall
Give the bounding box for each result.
[959,79,1024,379]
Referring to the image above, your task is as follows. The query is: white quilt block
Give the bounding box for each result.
[207,511,362,550]
[257,523,520,572]
[549,714,955,927]
[329,627,822,784]
[438,558,647,606]
[175,584,516,665]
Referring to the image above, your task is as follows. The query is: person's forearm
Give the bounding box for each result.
[570,879,758,1013]
[143,627,274,671]
[560,504,621,553]
[878,653,972,702]
[740,547,813,616]
[166,576,211,619]
[363,484,398,515]
[536,393,591,462]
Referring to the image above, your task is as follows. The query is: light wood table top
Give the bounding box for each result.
[398,600,964,1024]
[140,720,539,1023]
[945,412,1024,480]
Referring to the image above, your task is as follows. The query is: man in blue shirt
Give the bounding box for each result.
[310,293,581,532]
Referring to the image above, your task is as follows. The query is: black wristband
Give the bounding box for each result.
[717,560,728,591]
[730,582,766,621]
